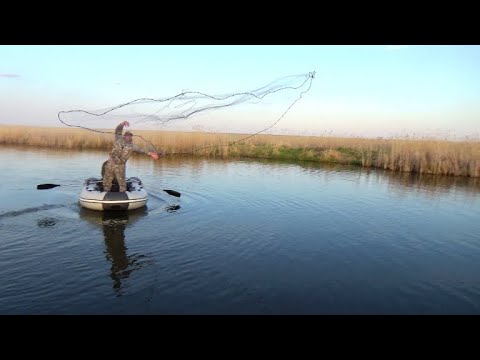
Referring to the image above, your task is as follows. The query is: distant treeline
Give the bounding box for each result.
[1,125,479,177]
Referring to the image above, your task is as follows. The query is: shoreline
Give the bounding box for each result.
[1,124,479,178]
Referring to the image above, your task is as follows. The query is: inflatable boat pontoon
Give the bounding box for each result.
[79,177,148,211]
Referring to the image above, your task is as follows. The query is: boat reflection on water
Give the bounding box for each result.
[79,207,153,296]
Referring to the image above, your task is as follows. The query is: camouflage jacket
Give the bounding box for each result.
[108,123,147,165]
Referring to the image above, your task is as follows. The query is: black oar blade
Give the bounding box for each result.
[163,189,181,197]
[37,184,61,190]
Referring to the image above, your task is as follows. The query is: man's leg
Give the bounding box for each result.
[114,164,127,192]
[101,160,108,178]
[103,162,115,192]
[103,161,119,184]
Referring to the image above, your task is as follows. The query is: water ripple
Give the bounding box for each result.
[1,148,480,314]
[0,204,67,219]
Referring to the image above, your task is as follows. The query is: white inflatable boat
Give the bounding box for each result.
[79,177,148,211]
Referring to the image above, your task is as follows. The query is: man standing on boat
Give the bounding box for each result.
[102,121,159,192]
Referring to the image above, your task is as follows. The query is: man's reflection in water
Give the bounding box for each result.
[80,207,150,296]
[103,212,134,292]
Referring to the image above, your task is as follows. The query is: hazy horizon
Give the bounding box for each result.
[1,45,479,140]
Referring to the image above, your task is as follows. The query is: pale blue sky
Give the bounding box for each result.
[1,45,479,139]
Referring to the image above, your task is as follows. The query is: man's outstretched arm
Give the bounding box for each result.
[115,121,130,140]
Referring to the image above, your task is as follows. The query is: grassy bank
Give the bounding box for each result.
[1,125,479,177]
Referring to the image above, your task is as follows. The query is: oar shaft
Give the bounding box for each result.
[37,183,181,197]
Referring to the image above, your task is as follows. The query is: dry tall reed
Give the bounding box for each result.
[1,125,479,177]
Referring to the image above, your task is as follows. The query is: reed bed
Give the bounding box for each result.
[1,125,479,177]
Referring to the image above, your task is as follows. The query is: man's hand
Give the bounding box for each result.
[148,151,159,160]
[121,121,130,127]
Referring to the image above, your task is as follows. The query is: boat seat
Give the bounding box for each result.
[98,179,134,193]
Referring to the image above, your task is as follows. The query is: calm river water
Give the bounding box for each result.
[1,146,479,314]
